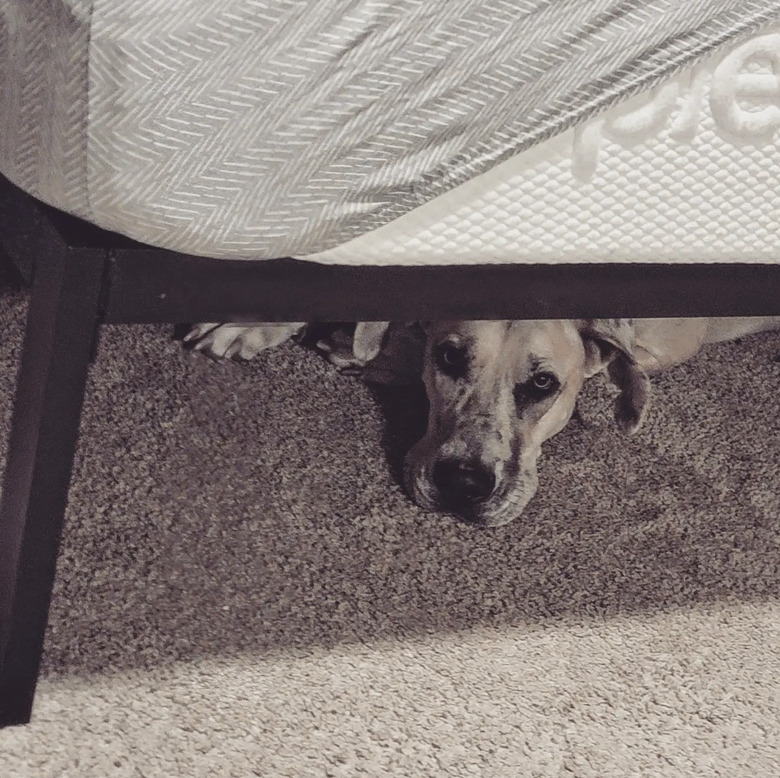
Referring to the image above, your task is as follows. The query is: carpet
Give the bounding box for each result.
[0,286,778,776]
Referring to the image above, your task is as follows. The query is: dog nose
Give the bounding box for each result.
[432,458,496,508]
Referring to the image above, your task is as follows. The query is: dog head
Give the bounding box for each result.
[402,320,651,527]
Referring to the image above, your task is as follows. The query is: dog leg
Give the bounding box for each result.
[315,322,424,384]
[314,322,393,374]
[183,322,306,360]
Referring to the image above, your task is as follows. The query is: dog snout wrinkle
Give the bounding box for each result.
[432,458,496,513]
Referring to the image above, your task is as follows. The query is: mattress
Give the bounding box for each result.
[308,26,780,265]
[1,0,779,264]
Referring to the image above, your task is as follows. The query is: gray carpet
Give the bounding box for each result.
[0,286,779,776]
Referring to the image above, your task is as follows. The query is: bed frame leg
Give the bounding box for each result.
[0,249,106,727]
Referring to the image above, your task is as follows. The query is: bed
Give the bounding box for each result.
[2,0,780,726]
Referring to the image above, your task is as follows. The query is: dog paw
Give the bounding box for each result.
[183,322,306,361]
[315,328,364,372]
[315,322,390,373]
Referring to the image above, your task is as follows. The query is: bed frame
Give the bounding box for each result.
[0,171,778,726]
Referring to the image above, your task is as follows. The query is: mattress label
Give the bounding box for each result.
[572,31,780,181]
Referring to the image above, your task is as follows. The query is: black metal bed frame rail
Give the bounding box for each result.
[0,172,779,726]
[8,176,780,324]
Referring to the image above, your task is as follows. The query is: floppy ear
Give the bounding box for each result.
[362,323,426,385]
[579,319,651,434]
[352,322,391,364]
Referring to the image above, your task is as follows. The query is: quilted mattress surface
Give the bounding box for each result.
[1,0,779,264]
[310,25,780,265]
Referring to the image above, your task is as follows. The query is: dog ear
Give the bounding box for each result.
[579,319,651,434]
[361,323,426,385]
[352,322,391,364]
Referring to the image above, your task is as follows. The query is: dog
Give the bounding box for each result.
[404,317,780,527]
[186,317,780,527]
[184,321,389,369]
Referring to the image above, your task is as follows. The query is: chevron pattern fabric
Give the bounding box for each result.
[1,0,780,260]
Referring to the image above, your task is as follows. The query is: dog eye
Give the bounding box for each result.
[515,371,560,404]
[434,342,468,378]
[532,372,557,393]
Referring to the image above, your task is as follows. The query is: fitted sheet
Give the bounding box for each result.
[0,0,779,263]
